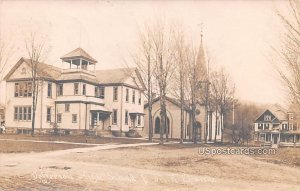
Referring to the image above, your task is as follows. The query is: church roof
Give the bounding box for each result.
[144,96,191,111]
[60,48,97,64]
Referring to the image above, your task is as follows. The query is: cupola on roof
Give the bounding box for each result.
[60,47,97,64]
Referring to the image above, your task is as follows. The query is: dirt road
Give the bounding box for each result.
[0,142,299,191]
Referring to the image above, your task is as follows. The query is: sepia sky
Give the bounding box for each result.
[0,0,290,105]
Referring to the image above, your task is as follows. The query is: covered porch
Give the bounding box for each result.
[89,105,111,130]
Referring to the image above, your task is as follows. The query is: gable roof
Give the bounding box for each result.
[254,105,288,123]
[60,48,97,64]
[3,57,61,80]
[144,96,191,111]
[96,67,146,89]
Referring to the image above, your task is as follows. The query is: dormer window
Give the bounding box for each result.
[264,115,271,121]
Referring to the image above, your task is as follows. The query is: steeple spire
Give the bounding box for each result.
[196,24,207,81]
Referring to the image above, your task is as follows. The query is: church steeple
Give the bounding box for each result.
[196,26,208,82]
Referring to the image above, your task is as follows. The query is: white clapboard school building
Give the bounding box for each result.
[3,48,146,135]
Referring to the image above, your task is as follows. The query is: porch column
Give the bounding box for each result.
[271,133,273,143]
[278,133,281,144]
[294,134,296,143]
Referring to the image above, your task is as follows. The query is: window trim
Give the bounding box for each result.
[113,87,118,101]
[112,109,118,125]
[125,110,128,125]
[57,113,62,123]
[72,114,78,123]
[82,84,86,95]
[65,104,70,112]
[125,88,129,102]
[74,83,79,95]
[46,107,51,122]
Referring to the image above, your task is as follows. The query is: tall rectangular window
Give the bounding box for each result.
[112,109,118,124]
[95,87,100,97]
[113,87,118,101]
[47,83,52,98]
[125,110,128,125]
[47,107,51,122]
[65,104,70,112]
[132,90,135,103]
[72,114,77,123]
[137,115,141,126]
[99,87,105,99]
[14,107,18,120]
[23,107,27,121]
[82,84,86,95]
[126,88,129,102]
[74,83,79,95]
[57,84,63,96]
[15,83,19,97]
[19,107,23,120]
[28,107,31,120]
[57,114,62,123]
[138,91,141,105]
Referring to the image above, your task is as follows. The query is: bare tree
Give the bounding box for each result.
[24,32,50,136]
[171,27,190,143]
[274,0,300,109]
[151,21,176,144]
[130,24,157,142]
[0,36,14,80]
[186,43,199,143]
[210,67,235,143]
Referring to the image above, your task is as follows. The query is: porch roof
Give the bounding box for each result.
[129,112,145,116]
[90,105,111,113]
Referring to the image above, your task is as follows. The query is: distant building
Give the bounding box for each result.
[254,104,300,147]
[3,48,145,134]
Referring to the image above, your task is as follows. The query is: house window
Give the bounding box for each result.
[264,115,271,121]
[137,115,141,126]
[19,107,23,120]
[113,87,118,101]
[14,82,32,97]
[82,84,86,95]
[72,114,77,123]
[47,83,52,98]
[65,104,70,112]
[14,106,31,121]
[258,123,262,130]
[74,83,79,95]
[112,109,118,124]
[289,123,293,130]
[57,84,63,96]
[138,91,141,105]
[57,114,62,123]
[95,87,99,97]
[264,123,269,130]
[132,90,135,103]
[99,87,105,99]
[47,107,51,122]
[125,110,128,125]
[23,107,28,121]
[126,88,129,102]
